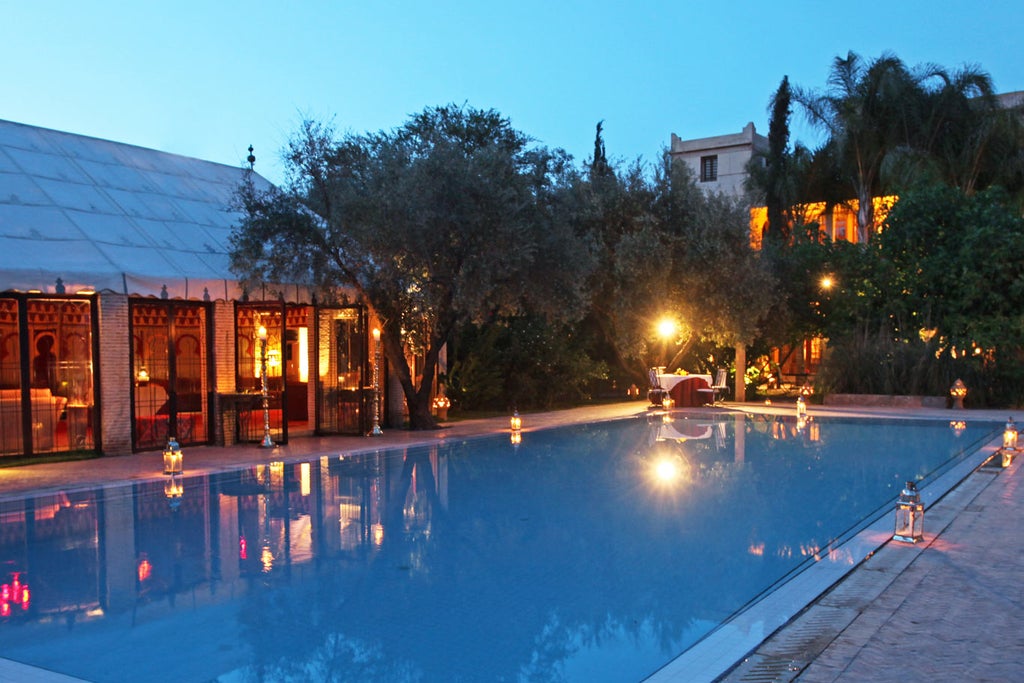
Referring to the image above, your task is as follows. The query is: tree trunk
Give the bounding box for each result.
[734,343,746,402]
[856,188,874,244]
[381,330,441,431]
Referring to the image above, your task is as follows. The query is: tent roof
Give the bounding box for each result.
[0,118,279,300]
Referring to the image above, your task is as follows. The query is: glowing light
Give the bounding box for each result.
[656,318,678,340]
[162,437,183,475]
[297,327,309,383]
[820,275,833,290]
[651,455,685,485]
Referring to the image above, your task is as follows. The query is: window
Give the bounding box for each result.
[700,155,718,182]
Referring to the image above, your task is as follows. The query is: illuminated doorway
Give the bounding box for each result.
[131,301,210,452]
[316,306,369,435]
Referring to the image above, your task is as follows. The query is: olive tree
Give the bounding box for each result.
[231,105,594,428]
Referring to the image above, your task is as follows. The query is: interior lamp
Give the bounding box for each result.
[893,480,924,543]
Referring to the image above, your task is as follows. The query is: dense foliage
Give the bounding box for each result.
[231,52,1024,419]
[749,53,1024,405]
[231,106,595,427]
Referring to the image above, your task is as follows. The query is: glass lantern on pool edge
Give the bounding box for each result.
[893,480,924,543]
[163,437,183,475]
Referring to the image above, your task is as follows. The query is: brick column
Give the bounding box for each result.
[210,300,236,445]
[97,293,132,455]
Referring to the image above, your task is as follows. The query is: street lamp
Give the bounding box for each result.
[369,328,383,436]
[258,325,274,448]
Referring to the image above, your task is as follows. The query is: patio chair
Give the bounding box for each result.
[647,367,667,407]
[697,368,728,406]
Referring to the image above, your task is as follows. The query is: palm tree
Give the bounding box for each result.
[795,51,925,243]
[920,66,1024,197]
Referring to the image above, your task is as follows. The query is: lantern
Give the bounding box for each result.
[1003,417,1018,451]
[950,379,967,409]
[163,437,183,475]
[893,480,924,543]
[510,409,522,432]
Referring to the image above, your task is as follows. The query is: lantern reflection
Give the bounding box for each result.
[0,572,31,615]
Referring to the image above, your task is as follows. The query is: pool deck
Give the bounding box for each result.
[1,400,1021,683]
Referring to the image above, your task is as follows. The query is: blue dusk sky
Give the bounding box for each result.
[4,1,1022,186]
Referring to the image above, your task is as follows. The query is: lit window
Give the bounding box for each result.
[700,155,718,182]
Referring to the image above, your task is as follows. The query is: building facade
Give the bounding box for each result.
[669,122,768,199]
[0,120,387,461]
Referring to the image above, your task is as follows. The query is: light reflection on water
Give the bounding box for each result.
[0,413,997,682]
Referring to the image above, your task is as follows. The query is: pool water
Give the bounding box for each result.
[0,413,998,682]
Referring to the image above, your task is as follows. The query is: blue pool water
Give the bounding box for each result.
[0,412,998,682]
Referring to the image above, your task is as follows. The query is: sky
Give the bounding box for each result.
[4,1,1023,187]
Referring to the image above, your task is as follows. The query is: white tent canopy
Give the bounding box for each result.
[0,118,284,300]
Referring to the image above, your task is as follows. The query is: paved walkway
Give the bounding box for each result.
[1,401,1021,683]
[720,443,1024,683]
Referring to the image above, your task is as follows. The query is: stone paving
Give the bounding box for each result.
[1,400,1021,683]
[793,456,1023,683]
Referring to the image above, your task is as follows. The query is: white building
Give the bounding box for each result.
[669,122,768,199]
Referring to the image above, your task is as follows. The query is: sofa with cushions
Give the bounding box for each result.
[0,388,68,453]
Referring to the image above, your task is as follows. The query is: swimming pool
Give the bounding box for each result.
[0,412,999,682]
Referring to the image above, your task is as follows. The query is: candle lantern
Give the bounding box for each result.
[510,409,522,432]
[893,480,924,543]
[950,379,967,409]
[163,437,183,475]
[1003,417,1018,451]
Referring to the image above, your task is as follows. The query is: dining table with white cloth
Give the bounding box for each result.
[656,373,713,406]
